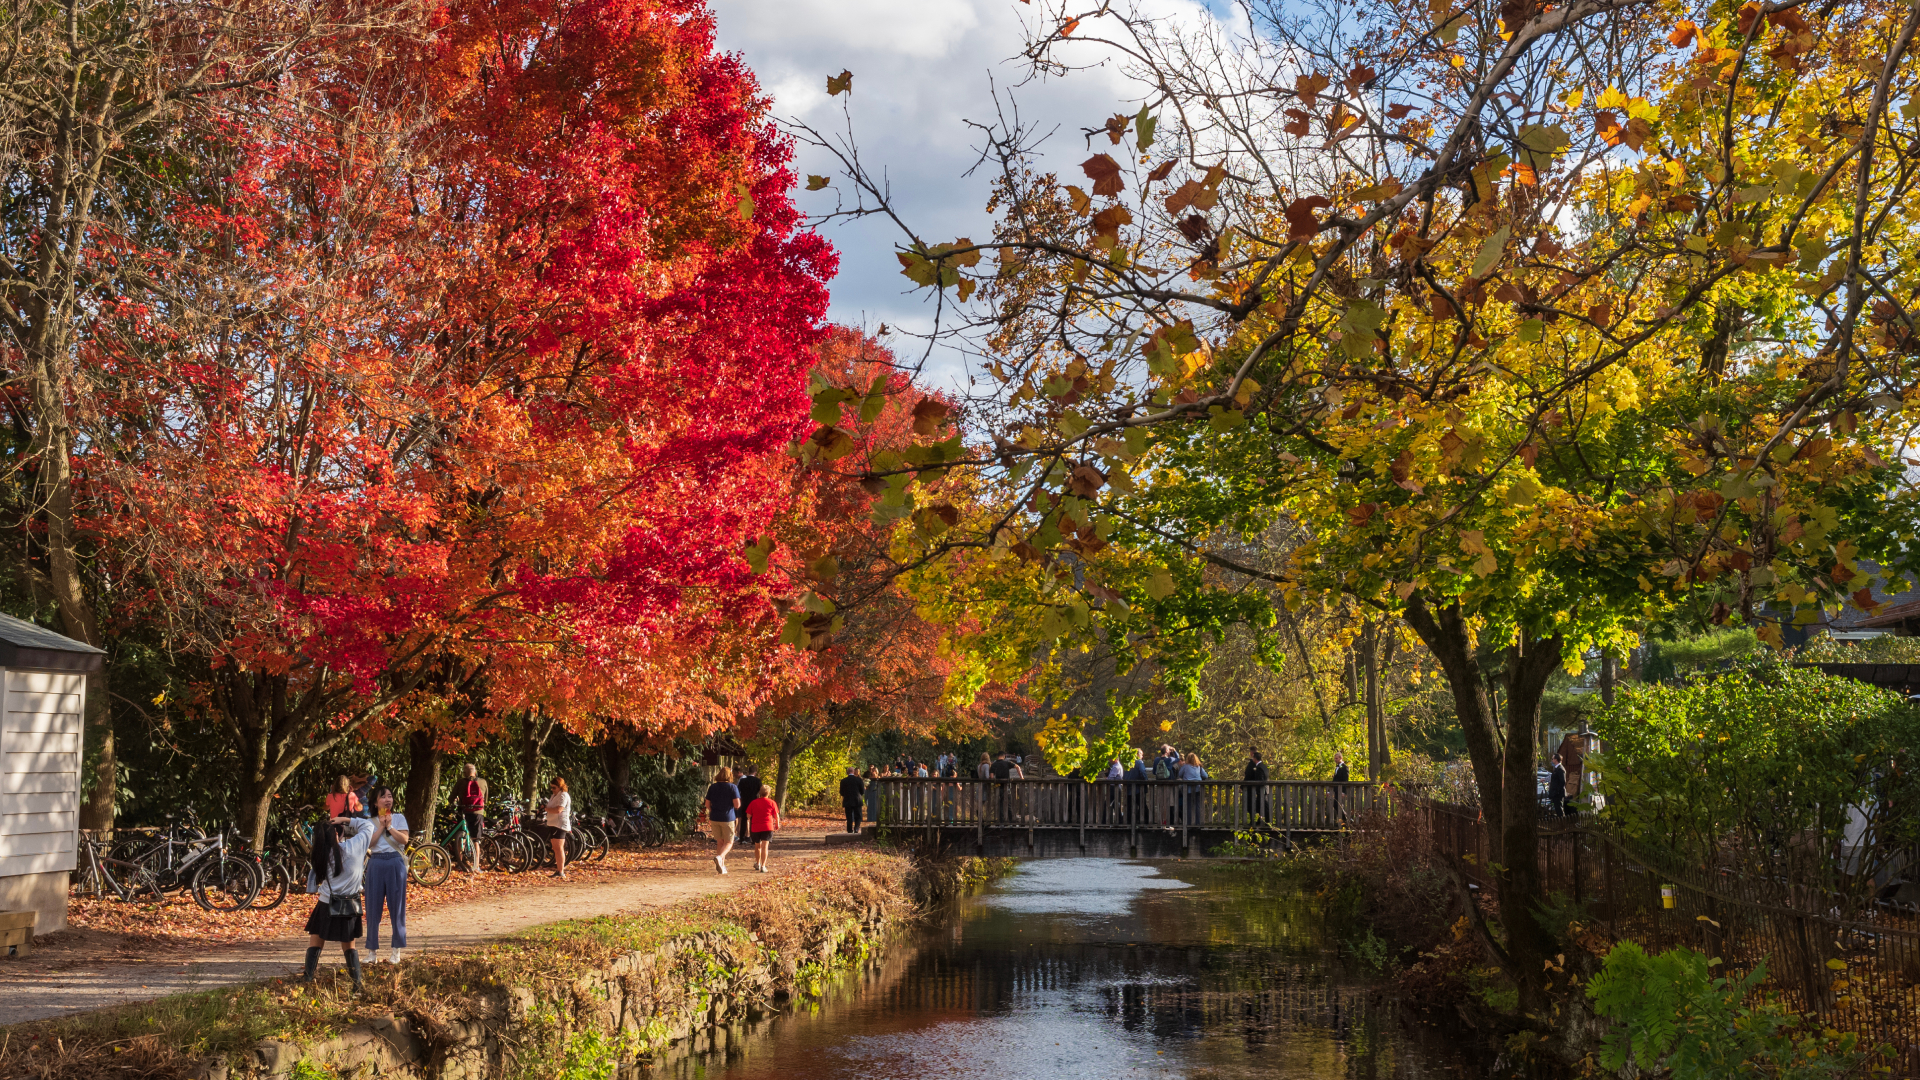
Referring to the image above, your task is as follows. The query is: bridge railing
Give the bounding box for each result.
[866,778,1378,832]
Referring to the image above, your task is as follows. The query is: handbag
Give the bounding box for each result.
[328,891,364,918]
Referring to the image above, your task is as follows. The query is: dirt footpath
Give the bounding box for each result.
[0,832,839,1027]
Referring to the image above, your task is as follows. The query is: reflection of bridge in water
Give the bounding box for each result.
[857,941,1374,1048]
[866,778,1380,857]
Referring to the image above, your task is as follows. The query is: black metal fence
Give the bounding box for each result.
[1414,796,1920,1063]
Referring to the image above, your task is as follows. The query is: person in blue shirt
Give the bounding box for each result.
[704,767,741,875]
[1176,753,1210,828]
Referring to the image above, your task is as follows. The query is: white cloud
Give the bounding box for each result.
[711,0,1233,389]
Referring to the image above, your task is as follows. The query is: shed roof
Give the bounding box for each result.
[0,612,105,672]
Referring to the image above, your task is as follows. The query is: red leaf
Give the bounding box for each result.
[1284,196,1332,241]
[1081,154,1124,197]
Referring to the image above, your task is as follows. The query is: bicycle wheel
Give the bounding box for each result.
[637,817,663,848]
[250,855,291,911]
[191,853,260,912]
[409,843,453,888]
[478,835,509,872]
[582,823,609,861]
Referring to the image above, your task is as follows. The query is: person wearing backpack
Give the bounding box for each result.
[1153,746,1179,827]
[745,789,780,873]
[1124,749,1151,823]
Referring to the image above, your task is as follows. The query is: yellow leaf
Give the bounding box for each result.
[1826,958,1848,971]
[1597,85,1629,109]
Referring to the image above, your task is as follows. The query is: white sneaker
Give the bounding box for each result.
[757,865,769,873]
[391,949,404,965]
[366,950,379,965]
[715,856,726,875]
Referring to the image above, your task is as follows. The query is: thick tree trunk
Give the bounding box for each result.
[1403,594,1566,1010]
[600,739,631,805]
[1600,653,1617,707]
[403,728,443,843]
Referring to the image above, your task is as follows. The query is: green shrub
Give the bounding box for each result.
[1587,942,1871,1079]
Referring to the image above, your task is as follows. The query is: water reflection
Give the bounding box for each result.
[661,859,1488,1079]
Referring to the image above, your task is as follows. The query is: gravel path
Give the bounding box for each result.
[0,831,841,1027]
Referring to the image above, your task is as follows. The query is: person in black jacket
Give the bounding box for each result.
[736,766,763,842]
[838,767,866,833]
[1547,753,1568,817]
[1243,748,1270,823]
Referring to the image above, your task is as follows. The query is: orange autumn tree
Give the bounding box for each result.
[748,329,994,804]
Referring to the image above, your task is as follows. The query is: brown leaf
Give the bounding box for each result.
[1011,541,1045,564]
[1146,160,1176,183]
[1620,116,1652,152]
[1103,114,1130,145]
[1387,103,1415,120]
[1669,19,1698,46]
[1060,17,1080,35]
[1854,587,1881,611]
[1517,443,1539,467]
[1595,111,1622,145]
[1588,301,1614,327]
[1176,214,1210,241]
[928,503,961,527]
[1067,465,1107,496]
[1082,154,1125,197]
[1440,430,1466,462]
[1736,1,1762,36]
[1165,180,1202,215]
[1495,282,1526,304]
[1283,109,1311,138]
[1345,503,1378,527]
[1284,196,1332,241]
[1390,448,1415,485]
[1343,65,1378,94]
[1294,72,1331,108]
[1535,233,1563,257]
[911,398,951,435]
[826,70,853,96]
[1090,204,1133,246]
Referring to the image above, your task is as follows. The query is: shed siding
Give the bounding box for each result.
[0,669,84,873]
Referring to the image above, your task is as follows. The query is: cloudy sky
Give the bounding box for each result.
[709,0,1232,386]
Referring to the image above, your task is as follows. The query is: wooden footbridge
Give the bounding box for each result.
[862,778,1380,858]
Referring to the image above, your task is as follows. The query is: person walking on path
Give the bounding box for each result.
[363,787,409,965]
[735,765,763,843]
[1177,753,1209,829]
[1547,753,1568,817]
[302,812,377,994]
[745,787,780,873]
[453,763,485,878]
[838,766,866,833]
[542,777,573,880]
[705,767,741,874]
[1243,748,1270,824]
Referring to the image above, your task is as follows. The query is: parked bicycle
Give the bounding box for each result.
[72,831,166,904]
[111,810,259,911]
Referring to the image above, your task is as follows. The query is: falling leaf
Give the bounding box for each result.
[1082,154,1125,197]
[1146,160,1175,183]
[1387,103,1415,119]
[805,175,830,191]
[826,70,853,96]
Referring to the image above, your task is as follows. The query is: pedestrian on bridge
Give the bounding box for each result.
[1178,753,1210,827]
[1124,749,1151,824]
[976,753,992,779]
[1243,748,1270,825]
[839,766,866,833]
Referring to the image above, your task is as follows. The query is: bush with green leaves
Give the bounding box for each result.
[1587,942,1871,1079]
[1797,634,1920,665]
[1592,665,1920,899]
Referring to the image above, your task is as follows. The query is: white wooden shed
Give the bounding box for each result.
[0,613,105,935]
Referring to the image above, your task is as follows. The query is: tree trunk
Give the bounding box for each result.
[1363,621,1384,781]
[1402,594,1566,1009]
[600,738,631,805]
[516,711,557,806]
[1600,652,1617,708]
[774,729,800,807]
[404,728,443,843]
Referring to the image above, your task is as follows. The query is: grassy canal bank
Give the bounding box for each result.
[1,850,1012,1080]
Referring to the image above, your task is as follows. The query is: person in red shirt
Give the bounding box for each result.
[745,790,780,873]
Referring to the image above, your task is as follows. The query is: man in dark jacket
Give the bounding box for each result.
[736,766,763,841]
[1547,753,1568,817]
[838,767,866,833]
[1243,748,1270,823]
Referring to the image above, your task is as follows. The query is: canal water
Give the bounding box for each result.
[662,859,1493,1079]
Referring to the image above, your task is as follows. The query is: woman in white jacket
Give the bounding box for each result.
[302,813,377,993]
